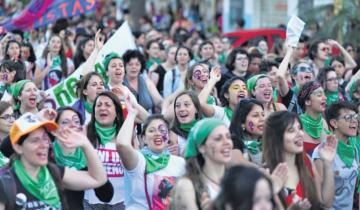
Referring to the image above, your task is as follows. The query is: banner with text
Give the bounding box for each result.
[1,0,96,31]
[43,21,136,109]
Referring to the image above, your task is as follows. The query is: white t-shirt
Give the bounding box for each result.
[125,150,186,210]
[212,105,231,127]
[84,142,125,205]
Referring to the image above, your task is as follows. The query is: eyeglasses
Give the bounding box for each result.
[326,77,340,83]
[320,47,330,52]
[338,114,359,122]
[0,113,15,121]
[293,66,313,74]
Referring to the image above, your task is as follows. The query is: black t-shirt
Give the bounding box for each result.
[0,165,65,210]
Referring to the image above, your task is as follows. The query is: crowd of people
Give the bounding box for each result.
[0,10,359,210]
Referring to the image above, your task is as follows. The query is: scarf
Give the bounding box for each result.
[0,151,8,168]
[292,86,300,95]
[325,90,339,106]
[207,95,216,105]
[52,141,87,170]
[141,147,170,173]
[337,139,355,168]
[179,120,198,133]
[84,101,93,114]
[244,140,262,155]
[95,121,116,145]
[273,88,279,103]
[13,159,60,208]
[224,106,233,121]
[299,114,323,139]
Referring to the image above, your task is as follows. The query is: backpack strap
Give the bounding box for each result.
[0,168,16,210]
[172,68,176,92]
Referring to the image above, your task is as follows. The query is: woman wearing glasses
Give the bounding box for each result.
[317,102,359,210]
[317,66,346,106]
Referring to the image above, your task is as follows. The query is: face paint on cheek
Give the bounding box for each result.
[2,74,8,81]
[248,121,255,132]
[158,124,169,142]
[193,70,202,81]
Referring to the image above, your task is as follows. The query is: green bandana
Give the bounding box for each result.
[95,121,116,145]
[325,90,339,106]
[11,79,31,99]
[244,140,262,155]
[13,159,60,208]
[84,101,93,114]
[246,74,267,94]
[185,118,225,158]
[337,139,355,168]
[180,120,198,133]
[53,141,87,170]
[102,52,122,83]
[0,151,8,168]
[142,147,170,173]
[299,113,323,139]
[224,106,233,121]
[207,95,216,105]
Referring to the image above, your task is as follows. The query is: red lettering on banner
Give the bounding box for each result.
[86,0,95,10]
[59,2,68,17]
[72,0,84,16]
[47,11,55,22]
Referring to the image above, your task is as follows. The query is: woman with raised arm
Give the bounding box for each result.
[0,112,107,210]
[199,67,248,127]
[116,100,185,209]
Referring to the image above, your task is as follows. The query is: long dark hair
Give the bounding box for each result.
[262,111,321,209]
[230,98,263,152]
[86,91,125,146]
[73,37,93,69]
[5,40,21,60]
[76,71,104,101]
[172,90,203,138]
[212,165,274,210]
[219,76,244,107]
[41,34,69,77]
[55,106,84,126]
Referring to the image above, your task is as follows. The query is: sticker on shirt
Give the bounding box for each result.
[15,193,60,210]
[46,69,63,88]
[151,175,175,210]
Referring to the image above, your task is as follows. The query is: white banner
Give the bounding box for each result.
[43,21,136,109]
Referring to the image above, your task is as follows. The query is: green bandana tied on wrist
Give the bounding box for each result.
[142,147,170,173]
[185,118,225,158]
[0,151,8,168]
[13,159,60,208]
[179,120,198,133]
[337,139,355,168]
[224,107,233,121]
[53,141,87,170]
[95,121,116,145]
[299,113,323,139]
[207,95,216,105]
[84,101,93,114]
[325,90,339,106]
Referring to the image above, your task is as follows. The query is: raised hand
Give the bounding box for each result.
[95,29,104,51]
[37,107,57,121]
[319,134,337,163]
[209,65,221,83]
[124,95,139,116]
[46,53,54,68]
[55,128,89,149]
[271,162,288,194]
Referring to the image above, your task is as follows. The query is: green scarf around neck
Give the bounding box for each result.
[244,140,262,155]
[179,120,198,133]
[207,95,216,105]
[84,101,93,114]
[95,121,116,145]
[325,90,339,106]
[224,106,233,121]
[337,139,355,168]
[142,147,170,173]
[53,141,87,170]
[13,159,60,208]
[0,151,8,168]
[292,86,300,95]
[299,113,323,139]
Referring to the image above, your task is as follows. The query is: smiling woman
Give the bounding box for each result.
[11,80,39,119]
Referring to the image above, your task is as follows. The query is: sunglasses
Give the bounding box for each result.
[320,47,330,52]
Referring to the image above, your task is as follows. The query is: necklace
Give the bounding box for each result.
[201,170,220,186]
